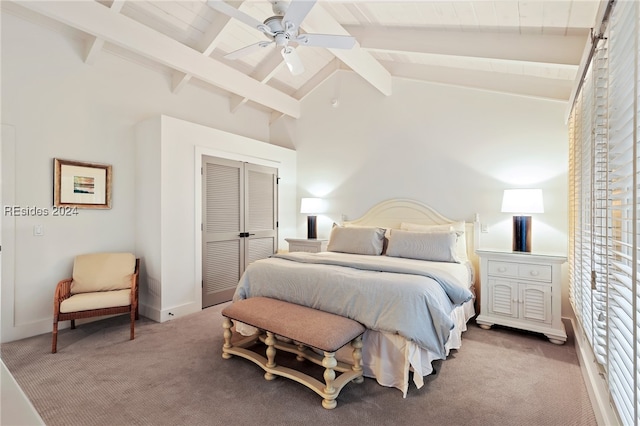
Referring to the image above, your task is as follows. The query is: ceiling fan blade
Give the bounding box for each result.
[281,47,305,76]
[225,41,273,60]
[207,1,265,31]
[295,34,356,49]
[282,0,317,29]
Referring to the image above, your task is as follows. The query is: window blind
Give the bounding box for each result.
[607,1,638,424]
[568,1,639,424]
[569,50,608,367]
[593,43,609,367]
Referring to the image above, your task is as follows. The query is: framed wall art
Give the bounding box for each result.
[53,158,112,209]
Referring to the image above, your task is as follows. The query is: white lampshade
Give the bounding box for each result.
[281,46,304,76]
[501,189,544,214]
[300,197,323,214]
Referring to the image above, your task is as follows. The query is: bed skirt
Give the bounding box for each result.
[335,299,475,397]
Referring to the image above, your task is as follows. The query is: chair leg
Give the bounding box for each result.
[130,309,135,340]
[70,319,76,329]
[52,320,58,354]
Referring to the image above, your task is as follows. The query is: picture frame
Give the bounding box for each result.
[53,158,112,209]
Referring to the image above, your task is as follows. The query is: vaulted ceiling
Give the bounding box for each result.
[3,1,602,120]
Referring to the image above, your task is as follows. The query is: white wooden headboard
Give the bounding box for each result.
[344,198,479,287]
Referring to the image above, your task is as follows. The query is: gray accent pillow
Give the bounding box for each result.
[400,221,468,261]
[327,225,386,255]
[386,229,460,263]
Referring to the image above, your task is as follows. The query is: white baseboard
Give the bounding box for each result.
[1,319,52,344]
[139,303,161,323]
[568,317,620,426]
[139,301,200,323]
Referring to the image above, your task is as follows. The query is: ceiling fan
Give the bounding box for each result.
[207,0,356,75]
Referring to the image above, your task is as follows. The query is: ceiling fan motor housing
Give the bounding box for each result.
[263,16,297,46]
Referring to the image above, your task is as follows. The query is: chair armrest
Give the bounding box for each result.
[53,278,72,316]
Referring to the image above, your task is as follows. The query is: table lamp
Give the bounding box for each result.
[501,189,544,252]
[300,197,323,239]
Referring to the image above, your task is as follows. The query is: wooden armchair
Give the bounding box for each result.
[52,253,140,353]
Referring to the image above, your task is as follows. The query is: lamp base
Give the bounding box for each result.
[307,215,317,239]
[512,216,532,252]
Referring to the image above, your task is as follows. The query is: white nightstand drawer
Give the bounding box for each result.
[518,264,552,282]
[487,260,518,277]
[285,238,328,253]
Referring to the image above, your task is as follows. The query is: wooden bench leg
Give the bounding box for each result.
[222,318,233,359]
[322,351,338,409]
[296,342,306,361]
[351,335,364,384]
[264,331,277,381]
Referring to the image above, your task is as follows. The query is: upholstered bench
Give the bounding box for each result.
[221,297,365,409]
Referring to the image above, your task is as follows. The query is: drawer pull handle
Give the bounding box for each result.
[530,271,539,276]
[498,267,507,272]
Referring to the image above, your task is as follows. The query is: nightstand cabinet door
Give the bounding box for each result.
[487,279,518,318]
[476,250,566,344]
[520,284,551,324]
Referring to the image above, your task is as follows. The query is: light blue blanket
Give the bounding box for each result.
[234,252,474,358]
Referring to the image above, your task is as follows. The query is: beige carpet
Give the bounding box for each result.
[1,304,597,426]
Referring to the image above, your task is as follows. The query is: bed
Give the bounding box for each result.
[232,199,478,397]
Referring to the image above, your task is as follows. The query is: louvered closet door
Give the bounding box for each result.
[202,157,244,307]
[244,163,278,264]
[202,157,278,308]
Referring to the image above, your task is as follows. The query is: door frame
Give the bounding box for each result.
[194,146,281,310]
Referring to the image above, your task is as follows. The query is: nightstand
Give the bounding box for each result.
[285,238,328,253]
[475,250,567,344]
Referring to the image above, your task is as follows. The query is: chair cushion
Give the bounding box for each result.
[70,253,135,294]
[60,289,131,313]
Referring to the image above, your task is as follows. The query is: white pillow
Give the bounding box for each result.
[386,229,460,263]
[400,221,468,261]
[327,225,386,255]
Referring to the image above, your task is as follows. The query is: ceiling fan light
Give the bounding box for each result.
[281,46,304,76]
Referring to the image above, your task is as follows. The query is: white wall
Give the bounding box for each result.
[1,12,272,342]
[293,72,570,314]
[135,115,296,322]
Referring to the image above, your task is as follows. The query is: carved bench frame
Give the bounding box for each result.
[222,317,364,409]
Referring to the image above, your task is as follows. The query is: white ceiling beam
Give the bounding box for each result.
[385,61,573,101]
[346,25,589,66]
[295,58,341,101]
[16,0,300,118]
[230,52,285,113]
[301,4,392,96]
[84,0,125,65]
[172,2,242,94]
